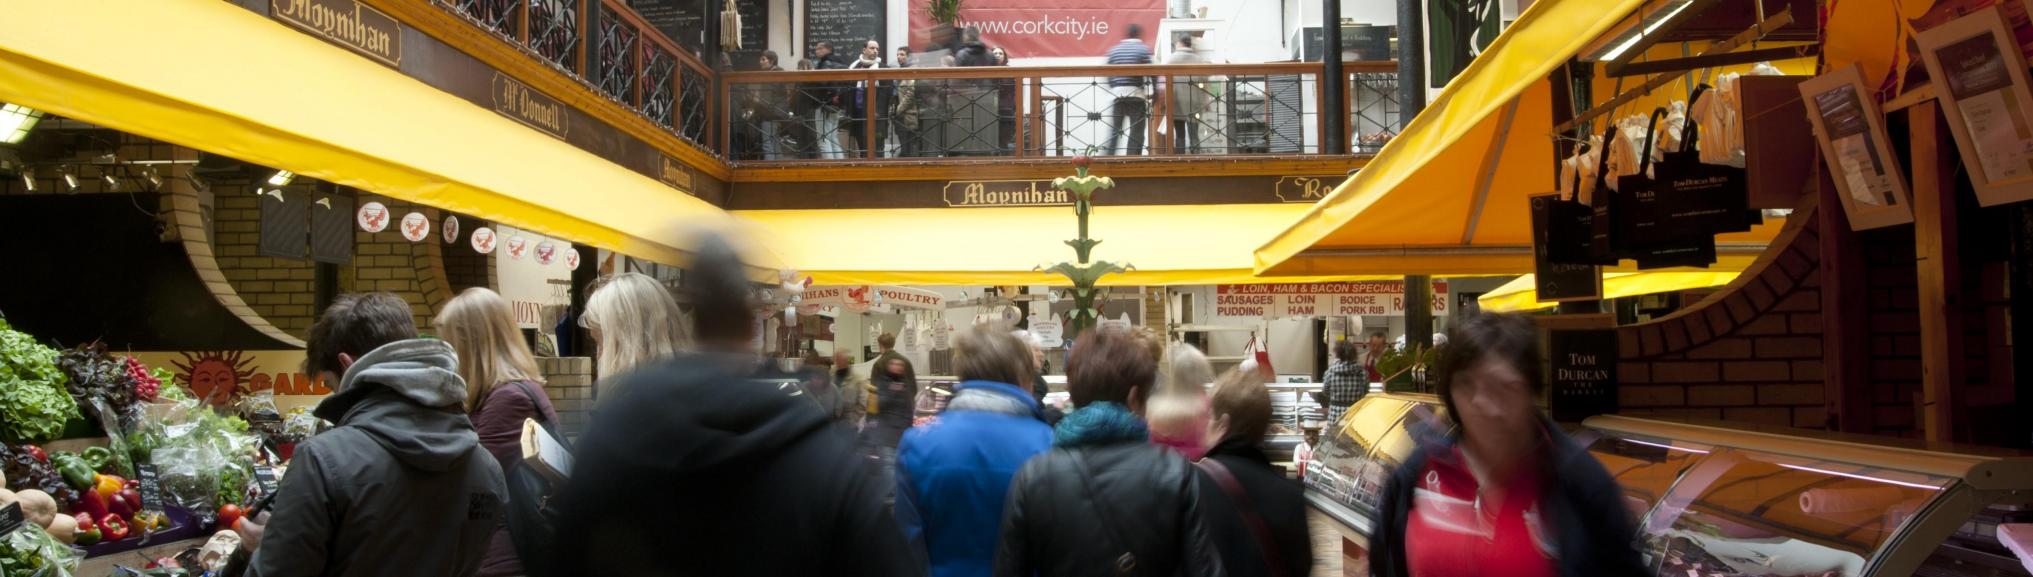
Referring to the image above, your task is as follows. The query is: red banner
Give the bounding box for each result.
[908,0,1165,59]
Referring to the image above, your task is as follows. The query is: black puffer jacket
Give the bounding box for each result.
[994,442,1226,577]
[1369,418,1647,577]
[545,353,922,577]
[1195,436,1312,577]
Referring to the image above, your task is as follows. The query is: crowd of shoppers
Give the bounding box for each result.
[228,226,1648,577]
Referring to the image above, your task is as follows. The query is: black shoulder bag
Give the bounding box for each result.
[498,380,573,577]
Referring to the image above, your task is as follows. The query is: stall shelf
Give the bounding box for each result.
[1304,394,2033,577]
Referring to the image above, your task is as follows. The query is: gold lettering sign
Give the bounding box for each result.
[272,0,402,67]
[941,180,1070,207]
[491,73,571,139]
[1274,175,1345,203]
[658,156,695,193]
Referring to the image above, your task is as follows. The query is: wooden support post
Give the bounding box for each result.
[1910,101,1966,443]
[1817,162,1870,432]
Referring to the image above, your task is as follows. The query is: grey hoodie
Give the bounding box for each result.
[249,339,508,577]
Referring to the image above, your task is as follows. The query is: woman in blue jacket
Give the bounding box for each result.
[897,325,1056,577]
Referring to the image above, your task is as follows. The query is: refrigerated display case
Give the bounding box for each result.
[1304,394,2033,577]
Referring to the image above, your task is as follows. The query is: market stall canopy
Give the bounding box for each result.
[1479,271,1742,313]
[1252,0,1777,277]
[735,205,1396,286]
[0,0,776,274]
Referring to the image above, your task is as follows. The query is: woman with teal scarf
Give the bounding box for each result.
[994,330,1226,577]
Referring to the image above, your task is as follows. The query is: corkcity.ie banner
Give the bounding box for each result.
[910,0,1165,59]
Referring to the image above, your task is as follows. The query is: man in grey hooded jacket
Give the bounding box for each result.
[239,293,508,577]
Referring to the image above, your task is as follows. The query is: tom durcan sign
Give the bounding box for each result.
[272,0,402,67]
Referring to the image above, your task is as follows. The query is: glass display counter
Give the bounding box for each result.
[1304,394,2033,577]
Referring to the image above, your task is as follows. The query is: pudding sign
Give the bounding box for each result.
[1214,281,1449,318]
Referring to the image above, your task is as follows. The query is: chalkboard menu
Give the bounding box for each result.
[730,0,769,66]
[803,0,884,58]
[631,0,708,54]
[0,502,22,539]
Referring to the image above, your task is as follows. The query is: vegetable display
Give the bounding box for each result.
[0,445,76,507]
[0,523,79,577]
[0,321,76,446]
[56,343,138,428]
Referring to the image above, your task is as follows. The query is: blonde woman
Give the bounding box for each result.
[433,287,557,577]
[580,272,690,388]
[1148,342,1214,460]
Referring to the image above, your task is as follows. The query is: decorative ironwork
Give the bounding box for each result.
[449,0,520,38]
[1040,156,1131,338]
[527,0,579,72]
[596,7,638,103]
[642,47,676,128]
[678,65,710,144]
[1352,72,1401,154]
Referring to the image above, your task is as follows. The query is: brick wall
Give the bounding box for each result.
[213,188,321,335]
[537,357,595,438]
[1617,209,1829,429]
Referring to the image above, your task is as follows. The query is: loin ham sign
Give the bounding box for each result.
[1214,281,1450,318]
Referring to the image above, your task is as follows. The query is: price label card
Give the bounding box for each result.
[255,464,280,494]
[0,502,23,538]
[136,464,165,513]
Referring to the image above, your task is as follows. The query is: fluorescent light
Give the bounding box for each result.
[0,103,44,145]
[1777,463,1943,491]
[267,169,295,186]
[1622,437,1710,454]
[20,169,33,192]
[1595,0,1698,62]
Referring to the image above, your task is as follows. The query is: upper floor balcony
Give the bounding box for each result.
[431,0,1401,172]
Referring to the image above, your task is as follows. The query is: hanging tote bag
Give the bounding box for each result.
[1637,84,1760,244]
[1549,128,1618,265]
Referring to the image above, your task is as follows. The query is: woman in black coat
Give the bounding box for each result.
[1195,370,1312,577]
[994,330,1225,577]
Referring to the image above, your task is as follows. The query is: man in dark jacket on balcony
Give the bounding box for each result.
[238,293,507,577]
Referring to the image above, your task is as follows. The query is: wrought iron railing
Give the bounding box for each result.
[722,62,1396,161]
[436,0,719,152]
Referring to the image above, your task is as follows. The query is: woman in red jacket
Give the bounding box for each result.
[435,287,559,577]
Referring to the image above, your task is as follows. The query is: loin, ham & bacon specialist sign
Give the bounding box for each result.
[1214,281,1450,318]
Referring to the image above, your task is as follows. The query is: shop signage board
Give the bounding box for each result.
[136,464,164,514]
[1213,281,1450,318]
[659,155,696,195]
[0,503,21,539]
[805,285,946,311]
[1273,175,1345,203]
[1530,194,1603,302]
[1548,330,1618,422]
[1919,6,2033,207]
[931,322,952,350]
[1031,314,1065,348]
[943,180,1070,207]
[1801,64,1916,230]
[271,0,402,67]
[492,73,571,140]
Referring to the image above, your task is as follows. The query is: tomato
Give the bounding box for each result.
[218,504,245,531]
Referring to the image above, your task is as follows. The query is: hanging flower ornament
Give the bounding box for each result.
[1040,149,1131,338]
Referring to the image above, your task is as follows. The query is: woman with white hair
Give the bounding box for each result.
[1147,343,1214,460]
[579,272,690,394]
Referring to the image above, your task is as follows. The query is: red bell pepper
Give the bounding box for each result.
[23,445,46,463]
[73,489,110,521]
[99,513,130,541]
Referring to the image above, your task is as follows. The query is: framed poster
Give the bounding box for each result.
[1800,63,1915,230]
[1917,6,2033,207]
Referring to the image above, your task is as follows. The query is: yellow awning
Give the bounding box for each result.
[1479,271,1743,313]
[1257,0,1696,277]
[0,0,768,271]
[735,204,1396,286]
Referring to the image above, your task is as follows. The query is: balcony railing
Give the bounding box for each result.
[439,0,719,152]
[425,3,1401,164]
[722,62,1397,161]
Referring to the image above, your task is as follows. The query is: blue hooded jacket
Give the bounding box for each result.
[896,380,1055,577]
